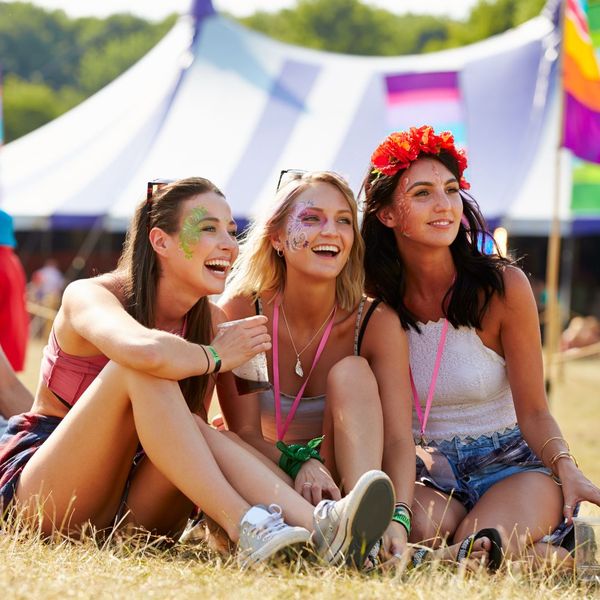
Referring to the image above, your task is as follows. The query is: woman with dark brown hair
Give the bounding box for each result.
[361,126,600,570]
[0,177,393,568]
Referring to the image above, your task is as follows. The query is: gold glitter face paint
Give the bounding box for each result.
[284,199,314,252]
[393,175,412,237]
[179,206,208,260]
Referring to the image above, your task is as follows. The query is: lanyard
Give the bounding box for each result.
[273,301,337,441]
[410,319,449,444]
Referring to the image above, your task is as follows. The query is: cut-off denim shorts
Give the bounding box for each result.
[416,425,574,547]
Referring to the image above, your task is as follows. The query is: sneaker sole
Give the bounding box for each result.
[327,470,395,567]
[238,529,311,569]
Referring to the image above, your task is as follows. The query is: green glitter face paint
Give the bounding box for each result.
[179,206,208,259]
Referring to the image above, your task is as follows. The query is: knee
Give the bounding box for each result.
[107,361,180,395]
[326,356,377,398]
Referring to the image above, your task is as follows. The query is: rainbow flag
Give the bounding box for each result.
[384,71,467,147]
[563,0,600,163]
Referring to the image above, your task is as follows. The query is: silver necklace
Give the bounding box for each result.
[280,303,337,377]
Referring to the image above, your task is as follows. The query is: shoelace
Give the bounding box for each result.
[313,499,335,521]
[249,504,287,542]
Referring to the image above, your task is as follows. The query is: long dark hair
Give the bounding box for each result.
[117,177,222,416]
[361,151,512,331]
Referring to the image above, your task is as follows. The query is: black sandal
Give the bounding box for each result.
[456,527,503,572]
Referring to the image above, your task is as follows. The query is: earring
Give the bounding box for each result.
[276,248,284,257]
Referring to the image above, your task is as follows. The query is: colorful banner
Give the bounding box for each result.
[563,0,600,163]
[384,71,467,147]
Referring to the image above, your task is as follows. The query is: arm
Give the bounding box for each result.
[361,301,416,557]
[0,345,33,417]
[501,267,600,521]
[61,276,270,380]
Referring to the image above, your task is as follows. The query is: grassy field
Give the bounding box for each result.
[4,340,600,598]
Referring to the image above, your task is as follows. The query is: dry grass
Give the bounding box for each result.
[7,340,600,598]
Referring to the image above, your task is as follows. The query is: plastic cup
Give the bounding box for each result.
[573,516,600,583]
[217,320,270,395]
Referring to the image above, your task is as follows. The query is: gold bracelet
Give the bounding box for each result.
[540,436,569,463]
[549,451,578,473]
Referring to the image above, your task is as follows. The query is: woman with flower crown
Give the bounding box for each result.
[219,170,414,564]
[360,126,600,570]
[0,177,395,569]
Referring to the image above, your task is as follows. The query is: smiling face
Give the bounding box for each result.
[378,157,463,248]
[159,191,238,295]
[274,181,354,282]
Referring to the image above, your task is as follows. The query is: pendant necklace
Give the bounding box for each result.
[280,302,337,377]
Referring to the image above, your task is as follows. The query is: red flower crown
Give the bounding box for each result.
[370,125,470,189]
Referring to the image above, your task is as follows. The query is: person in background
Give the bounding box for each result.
[0,209,29,373]
[0,345,33,437]
[360,125,600,571]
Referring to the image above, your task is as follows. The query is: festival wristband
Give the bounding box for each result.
[392,507,411,536]
[276,435,324,479]
[206,346,221,373]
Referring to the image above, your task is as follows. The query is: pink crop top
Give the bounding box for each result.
[41,328,109,408]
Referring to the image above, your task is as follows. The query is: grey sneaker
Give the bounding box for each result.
[237,504,311,568]
[312,469,395,567]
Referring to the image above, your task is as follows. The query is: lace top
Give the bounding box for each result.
[408,320,517,443]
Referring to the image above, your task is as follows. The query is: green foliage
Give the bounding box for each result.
[0,2,175,141]
[2,74,84,141]
[241,0,548,56]
[0,0,554,141]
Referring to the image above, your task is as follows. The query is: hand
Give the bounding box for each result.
[211,315,271,373]
[294,459,341,505]
[557,460,600,524]
[380,520,408,563]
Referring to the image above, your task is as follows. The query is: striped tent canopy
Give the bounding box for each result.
[0,0,580,234]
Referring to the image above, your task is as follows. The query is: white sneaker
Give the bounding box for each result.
[312,469,395,567]
[237,504,311,568]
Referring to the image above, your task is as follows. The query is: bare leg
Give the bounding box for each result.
[452,471,567,568]
[324,357,384,492]
[410,483,466,547]
[16,363,315,541]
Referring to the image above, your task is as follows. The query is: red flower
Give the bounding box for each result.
[370,125,470,188]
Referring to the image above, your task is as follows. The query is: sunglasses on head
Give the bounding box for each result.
[276,169,307,192]
[146,178,176,206]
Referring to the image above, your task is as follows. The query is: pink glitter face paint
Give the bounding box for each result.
[284,199,314,252]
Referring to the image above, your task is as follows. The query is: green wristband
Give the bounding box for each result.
[392,507,411,536]
[206,346,221,373]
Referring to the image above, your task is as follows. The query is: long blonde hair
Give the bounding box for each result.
[226,171,364,311]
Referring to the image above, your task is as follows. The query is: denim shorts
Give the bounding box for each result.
[416,425,573,546]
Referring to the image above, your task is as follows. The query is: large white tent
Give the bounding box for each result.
[0,0,570,234]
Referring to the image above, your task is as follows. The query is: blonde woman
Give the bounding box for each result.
[218,170,414,564]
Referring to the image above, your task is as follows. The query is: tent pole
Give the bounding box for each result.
[543,0,567,400]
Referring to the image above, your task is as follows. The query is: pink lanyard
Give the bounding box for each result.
[409,319,449,444]
[273,302,337,441]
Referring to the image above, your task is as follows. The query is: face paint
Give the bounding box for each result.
[284,199,314,252]
[393,175,412,237]
[179,206,207,260]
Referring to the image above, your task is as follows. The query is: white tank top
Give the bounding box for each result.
[408,320,517,442]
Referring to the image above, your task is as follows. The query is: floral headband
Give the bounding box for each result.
[370,125,470,189]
